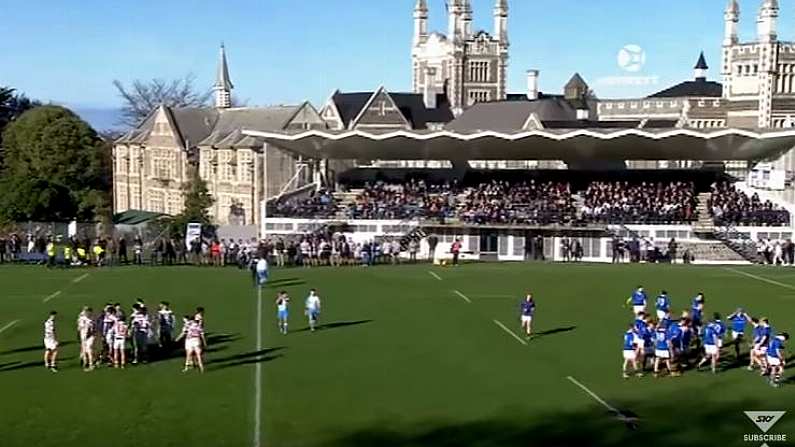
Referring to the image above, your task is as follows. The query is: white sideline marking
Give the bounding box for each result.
[566,376,636,425]
[43,290,62,303]
[724,267,795,291]
[253,287,263,447]
[0,320,20,335]
[493,319,527,345]
[428,271,442,281]
[453,290,472,303]
[72,273,90,284]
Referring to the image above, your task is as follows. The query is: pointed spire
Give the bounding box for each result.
[757,0,779,43]
[213,43,233,109]
[726,0,739,15]
[493,0,508,43]
[694,52,709,80]
[214,43,233,91]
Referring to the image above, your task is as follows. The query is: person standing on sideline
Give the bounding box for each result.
[305,289,322,332]
[451,238,462,266]
[43,311,59,372]
[520,293,536,338]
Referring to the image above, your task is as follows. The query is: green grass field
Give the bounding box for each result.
[0,262,793,447]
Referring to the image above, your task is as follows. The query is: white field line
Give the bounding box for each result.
[253,286,263,447]
[0,319,20,335]
[566,376,636,425]
[492,319,528,345]
[43,290,62,303]
[428,271,443,281]
[453,290,472,303]
[723,267,795,291]
[72,273,90,284]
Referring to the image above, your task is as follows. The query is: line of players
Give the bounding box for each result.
[275,289,322,335]
[43,300,207,373]
[622,286,789,387]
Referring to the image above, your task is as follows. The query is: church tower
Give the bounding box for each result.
[413,0,428,47]
[494,0,508,43]
[757,0,779,127]
[213,43,234,109]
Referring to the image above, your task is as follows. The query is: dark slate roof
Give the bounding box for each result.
[199,106,301,146]
[446,97,583,132]
[332,91,454,130]
[647,79,723,98]
[564,73,588,91]
[214,44,233,90]
[169,108,218,147]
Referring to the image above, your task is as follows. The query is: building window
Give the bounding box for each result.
[220,150,236,182]
[167,192,182,215]
[468,61,489,83]
[152,150,173,180]
[468,90,490,105]
[149,190,165,213]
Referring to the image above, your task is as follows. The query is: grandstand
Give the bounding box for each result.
[251,123,795,266]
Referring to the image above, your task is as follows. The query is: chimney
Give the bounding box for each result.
[423,67,438,109]
[526,69,539,100]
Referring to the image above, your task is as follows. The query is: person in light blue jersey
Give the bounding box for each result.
[626,286,647,316]
[697,320,720,374]
[655,291,671,320]
[622,325,641,379]
[653,323,678,377]
[275,291,290,335]
[766,333,789,387]
[727,308,751,362]
[305,289,321,332]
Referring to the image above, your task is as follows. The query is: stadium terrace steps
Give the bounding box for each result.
[692,192,715,234]
[679,241,749,263]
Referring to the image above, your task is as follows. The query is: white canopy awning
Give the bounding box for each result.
[243,128,795,161]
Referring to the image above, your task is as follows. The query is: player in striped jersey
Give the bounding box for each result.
[77,307,96,371]
[100,305,118,365]
[177,317,207,373]
[43,311,58,372]
[112,318,130,369]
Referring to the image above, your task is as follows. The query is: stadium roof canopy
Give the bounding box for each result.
[242,128,795,162]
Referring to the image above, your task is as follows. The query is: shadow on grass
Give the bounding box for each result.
[266,279,306,288]
[532,326,577,339]
[296,320,374,333]
[146,332,241,364]
[317,391,772,447]
[209,347,286,371]
[0,341,75,356]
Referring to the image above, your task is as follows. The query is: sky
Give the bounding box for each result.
[1,0,790,129]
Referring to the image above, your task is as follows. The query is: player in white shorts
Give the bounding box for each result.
[622,325,640,378]
[305,289,322,332]
[519,293,536,338]
[43,311,58,372]
[77,307,96,371]
[112,318,129,369]
[101,305,118,365]
[178,317,207,373]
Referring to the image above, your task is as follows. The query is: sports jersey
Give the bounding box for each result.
[666,322,683,343]
[703,325,717,346]
[44,319,56,339]
[729,313,747,333]
[113,321,128,340]
[768,338,785,359]
[102,313,117,334]
[277,297,289,312]
[642,326,654,348]
[256,259,268,273]
[655,328,669,350]
[623,330,635,350]
[186,321,204,340]
[634,318,646,334]
[660,315,673,329]
[713,321,726,338]
[132,313,150,334]
[520,300,535,316]
[306,295,321,312]
[752,325,764,344]
[78,316,95,339]
[630,290,647,306]
[158,310,174,330]
[691,297,703,321]
[655,294,671,312]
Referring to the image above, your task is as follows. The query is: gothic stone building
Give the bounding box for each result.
[113,45,325,226]
[411,0,509,115]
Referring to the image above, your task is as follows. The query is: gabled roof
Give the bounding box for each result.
[331,89,453,130]
[446,96,590,132]
[198,106,303,146]
[648,79,723,98]
[564,73,588,91]
[168,107,218,147]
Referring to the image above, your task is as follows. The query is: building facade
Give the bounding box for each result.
[113,45,326,226]
[411,0,509,115]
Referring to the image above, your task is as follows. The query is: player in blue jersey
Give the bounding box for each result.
[756,319,774,376]
[712,313,727,353]
[666,317,683,365]
[520,294,536,338]
[641,320,655,372]
[727,308,751,362]
[748,318,764,371]
[275,291,290,335]
[622,325,641,378]
[659,310,674,330]
[766,332,789,387]
[626,286,647,316]
[698,320,720,373]
[653,323,677,377]
[690,293,705,333]
[655,290,671,320]
[677,318,693,368]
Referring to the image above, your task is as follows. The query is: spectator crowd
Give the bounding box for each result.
[581,181,696,224]
[709,182,790,227]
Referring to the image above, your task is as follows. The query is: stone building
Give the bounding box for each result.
[113,45,325,226]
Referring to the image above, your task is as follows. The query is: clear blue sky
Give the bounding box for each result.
[1,1,788,115]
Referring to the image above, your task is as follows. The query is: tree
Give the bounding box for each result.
[0,86,40,148]
[164,166,215,238]
[0,106,110,222]
[113,75,212,127]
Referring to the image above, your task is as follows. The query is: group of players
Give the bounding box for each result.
[43,300,208,373]
[622,286,789,387]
